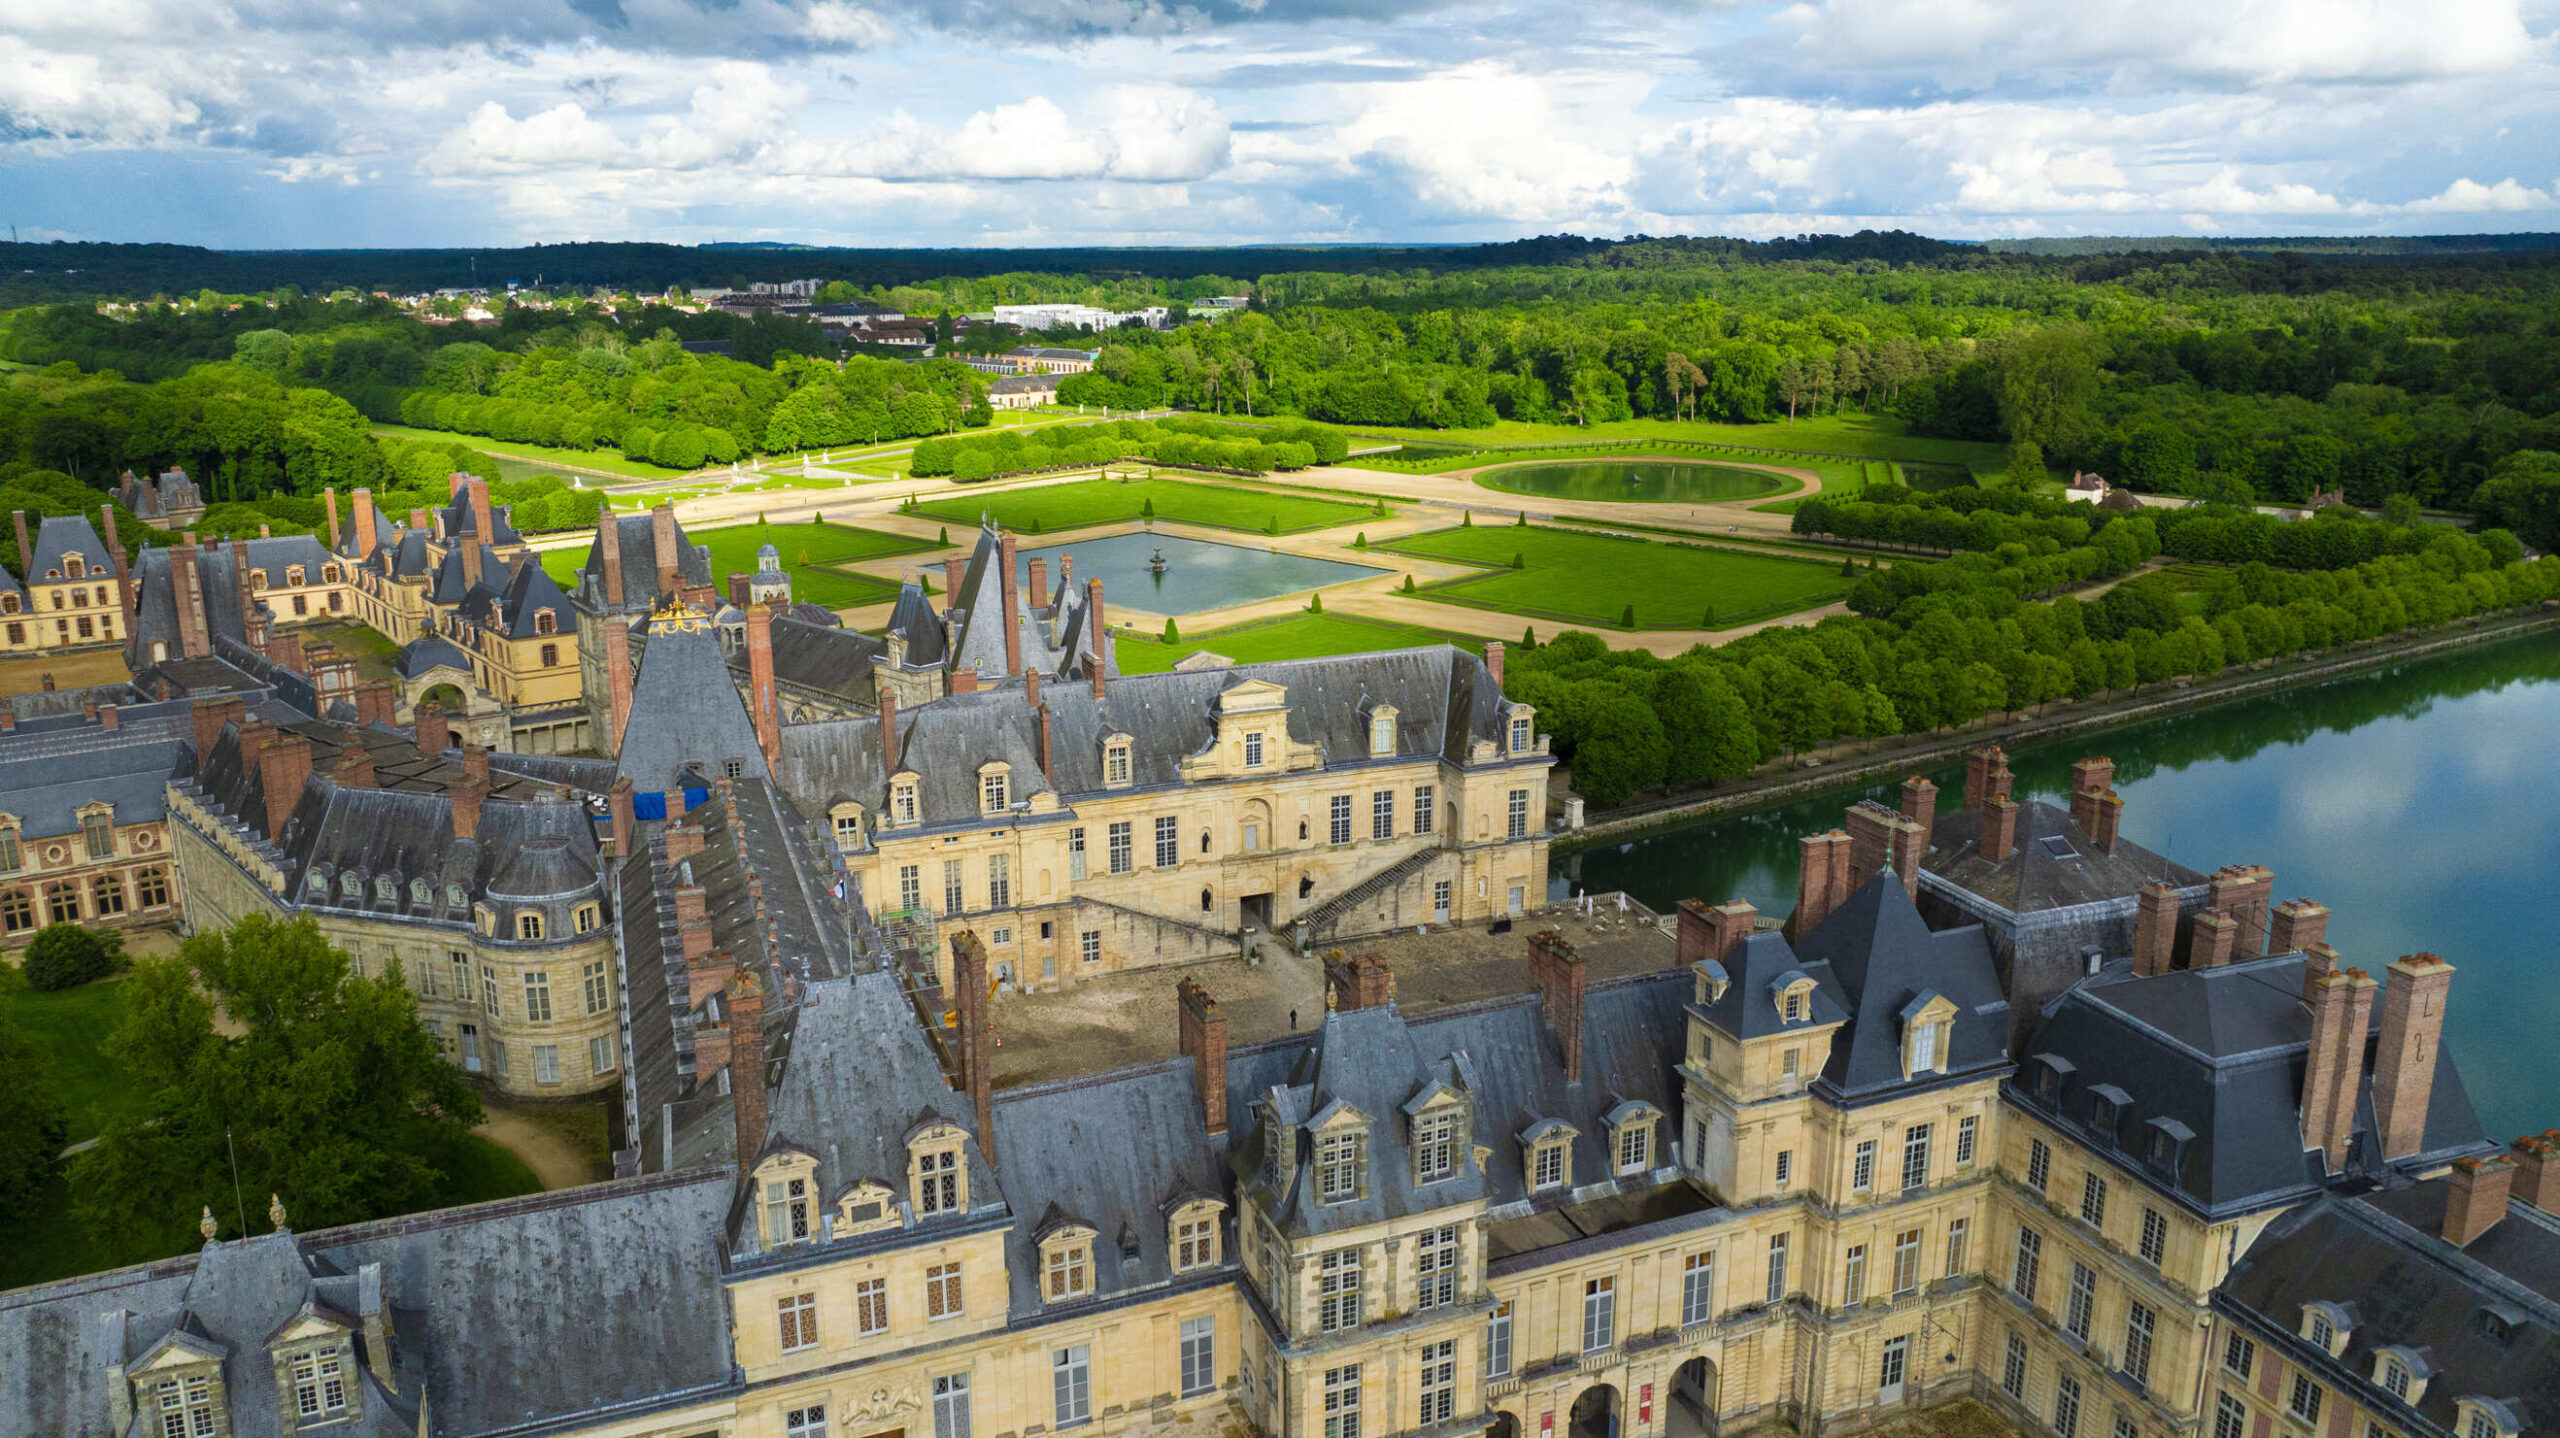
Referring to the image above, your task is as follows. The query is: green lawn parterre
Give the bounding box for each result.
[538,519,931,609]
[902,477,1378,537]
[1113,613,1484,674]
[1379,523,1856,630]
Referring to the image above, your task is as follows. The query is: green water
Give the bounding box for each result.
[1474,459,1789,505]
[1555,634,2560,1143]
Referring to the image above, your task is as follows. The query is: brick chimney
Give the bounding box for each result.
[879,687,902,774]
[230,540,256,635]
[1843,800,1912,892]
[2210,865,2274,958]
[602,620,633,753]
[997,530,1022,675]
[1027,556,1049,610]
[2192,909,2239,968]
[2301,967,2379,1172]
[2443,1154,2514,1248]
[1678,897,1756,968]
[460,540,484,593]
[325,487,341,550]
[2269,899,2330,956]
[191,695,247,765]
[256,728,313,840]
[1788,829,1851,940]
[415,703,451,757]
[2374,954,2456,1160]
[1177,977,1228,1135]
[266,630,305,674]
[651,503,679,593]
[2511,1131,2560,1214]
[1484,640,1505,688]
[674,882,716,982]
[952,670,979,695]
[664,809,704,862]
[952,931,995,1170]
[2089,790,2124,856]
[1325,952,1394,1011]
[607,776,634,858]
[1086,578,1107,698]
[729,969,770,1171]
[334,740,376,789]
[1981,795,2021,863]
[97,704,118,732]
[449,746,490,841]
[466,477,495,548]
[352,681,396,727]
[1898,775,1937,857]
[2068,756,2114,834]
[595,511,623,605]
[1527,929,1588,1082]
[2299,942,2341,1002]
[100,505,131,614]
[745,603,780,769]
[353,488,378,561]
[943,557,965,598]
[2132,881,2180,977]
[171,534,211,658]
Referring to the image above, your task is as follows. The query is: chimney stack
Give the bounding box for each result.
[1028,556,1049,609]
[353,488,379,561]
[729,970,770,1171]
[1325,952,1395,1012]
[952,671,979,695]
[2090,790,2124,856]
[325,488,341,550]
[1177,978,1228,1135]
[101,505,131,615]
[97,703,119,733]
[597,510,623,605]
[2192,909,2239,968]
[1678,897,1756,968]
[255,728,314,840]
[745,603,781,769]
[651,503,679,594]
[607,776,634,858]
[466,477,495,548]
[1981,795,2020,863]
[2443,1155,2514,1248]
[997,531,1023,675]
[879,687,902,774]
[2269,899,2331,956]
[333,741,376,790]
[603,621,633,753]
[1484,640,1505,688]
[2132,881,2180,977]
[2374,954,2456,1160]
[415,703,451,757]
[1963,745,2008,811]
[952,932,996,1169]
[2510,1132,2560,1215]
[450,745,490,841]
[191,695,247,765]
[1843,800,1913,893]
[2301,967,2379,1172]
[1898,775,1937,859]
[2068,756,2115,834]
[1527,929,1588,1082]
[1789,829,1851,940]
[1036,702,1055,788]
[943,557,965,599]
[2210,866,2275,958]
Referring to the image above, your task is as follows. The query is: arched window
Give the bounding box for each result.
[91,874,126,916]
[0,888,32,932]
[0,826,19,873]
[45,882,82,925]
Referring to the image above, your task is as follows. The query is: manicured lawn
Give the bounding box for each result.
[539,519,929,609]
[1114,614,1484,674]
[4,977,146,1144]
[1308,412,2007,472]
[1380,524,1856,630]
[903,477,1378,537]
[369,423,694,480]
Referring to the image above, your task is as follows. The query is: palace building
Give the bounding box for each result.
[4,509,134,656]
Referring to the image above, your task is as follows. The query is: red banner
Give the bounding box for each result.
[1640,1383,1655,1423]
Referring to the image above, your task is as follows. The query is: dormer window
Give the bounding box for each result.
[763,1173,812,1244]
[2458,1400,2520,1438]
[980,769,1008,813]
[322,564,342,583]
[892,777,919,824]
[1606,1101,1661,1176]
[0,823,21,873]
[1369,706,1397,757]
[535,609,557,634]
[517,911,545,940]
[1413,1108,1459,1183]
[2302,1302,2354,1355]
[1105,740,1132,787]
[1509,709,1532,753]
[286,566,305,587]
[153,1372,221,1438]
[81,805,114,860]
[1170,1199,1224,1272]
[66,556,85,578]
[1243,731,1264,767]
[1899,991,1957,1078]
[1317,1128,1367,1204]
[911,1124,968,1215]
[287,1345,350,1420]
[1041,1228,1095,1301]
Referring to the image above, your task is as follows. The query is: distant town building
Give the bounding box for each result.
[987,372,1060,410]
[114,467,207,529]
[2065,471,2112,503]
[1005,345,1098,375]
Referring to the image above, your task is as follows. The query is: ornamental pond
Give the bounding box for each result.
[1553,633,2560,1142]
[1014,532,1386,618]
[1472,458,1792,505]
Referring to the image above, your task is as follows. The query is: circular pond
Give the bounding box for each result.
[1473,458,1791,504]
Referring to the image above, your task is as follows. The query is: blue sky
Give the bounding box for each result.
[3,0,2556,248]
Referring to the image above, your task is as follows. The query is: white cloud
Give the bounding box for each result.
[2401,176,2557,212]
[0,35,204,145]
[846,90,1229,182]
[1331,61,1636,224]
[805,2,898,47]
[423,101,625,176]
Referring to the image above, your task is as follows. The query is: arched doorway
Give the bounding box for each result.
[1486,1415,1521,1438]
[1671,1358,1719,1438]
[1569,1384,1620,1438]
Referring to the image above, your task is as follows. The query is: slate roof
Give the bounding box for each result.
[883,580,946,668]
[1786,874,2010,1097]
[397,634,473,679]
[573,512,713,614]
[466,554,575,641]
[230,534,335,593]
[2014,953,2490,1216]
[28,513,111,581]
[2219,1178,2560,1437]
[436,491,523,547]
[0,737,189,838]
[771,644,1523,829]
[990,374,1060,395]
[428,544,506,606]
[1926,797,2203,916]
[744,615,887,707]
[615,622,768,791]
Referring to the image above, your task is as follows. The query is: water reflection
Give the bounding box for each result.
[1555,635,2560,1140]
[1014,532,1385,617]
[1473,460,1789,505]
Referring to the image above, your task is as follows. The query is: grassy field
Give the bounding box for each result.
[1381,523,1858,630]
[903,477,1378,537]
[538,518,931,609]
[1113,613,1484,674]
[4,977,149,1144]
[1311,412,2006,472]
[368,423,695,480]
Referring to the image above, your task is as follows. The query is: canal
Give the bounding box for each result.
[1553,632,2560,1143]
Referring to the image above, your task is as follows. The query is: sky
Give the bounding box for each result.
[2,0,2557,249]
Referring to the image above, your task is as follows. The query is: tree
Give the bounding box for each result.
[1620,603,1636,628]
[68,914,482,1261]
[1162,619,1180,643]
[2472,450,2560,554]
[22,923,124,991]
[1994,326,2099,453]
[2008,440,2047,489]
[1308,592,1324,613]
[1568,687,1670,806]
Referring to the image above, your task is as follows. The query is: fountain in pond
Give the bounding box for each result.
[1149,547,1168,576]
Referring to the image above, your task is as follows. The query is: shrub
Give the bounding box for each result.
[1402,575,1417,593]
[1511,551,1525,569]
[1142,499,1156,518]
[22,923,124,991]
[1520,626,1536,648]
[1353,532,1367,548]
[1308,592,1325,613]
[1619,603,1636,628]
[1462,511,1474,527]
[1163,619,1180,643]
[1701,606,1719,628]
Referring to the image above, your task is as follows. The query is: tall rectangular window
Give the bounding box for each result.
[1582,1275,1616,1352]
[1507,788,1529,838]
[1414,785,1435,834]
[1322,1364,1361,1438]
[917,1149,958,1213]
[1329,794,1352,844]
[1683,1252,1715,1327]
[2002,1332,2028,1399]
[1372,789,1394,839]
[987,853,1011,909]
[1319,1132,1364,1203]
[2215,1396,2248,1438]
[1957,1115,1979,1166]
[1903,1124,1932,1191]
[1486,1302,1513,1378]
[899,864,922,911]
[533,1045,560,1084]
[2081,1172,2109,1228]
[2012,1226,2042,1301]
[943,859,965,916]
[2288,1377,2323,1425]
[927,1262,963,1319]
[779,1291,819,1351]
[1179,1316,1215,1398]
[1947,1216,1970,1276]
[1054,1346,1091,1427]
[1853,1139,1877,1192]
[1416,1224,1459,1309]
[1893,1228,1922,1296]
[82,810,113,859]
[856,1277,888,1335]
[2223,1333,2256,1381]
[2065,1261,2096,1339]
[2028,1138,2053,1192]
[523,971,552,1022]
[2139,1208,2168,1266]
[1844,1244,1869,1304]
[1319,1248,1362,1332]
[2056,1373,2084,1438]
[583,960,611,1014]
[1414,1111,1458,1182]
[481,966,499,1017]
[1107,821,1132,875]
[2123,1302,2156,1387]
[1775,1149,1794,1186]
[1511,714,1532,751]
[1419,1339,1456,1424]
[1155,815,1179,867]
[1080,930,1100,967]
[1243,731,1263,766]
[1767,1233,1790,1303]
[933,1375,971,1438]
[1067,829,1086,880]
